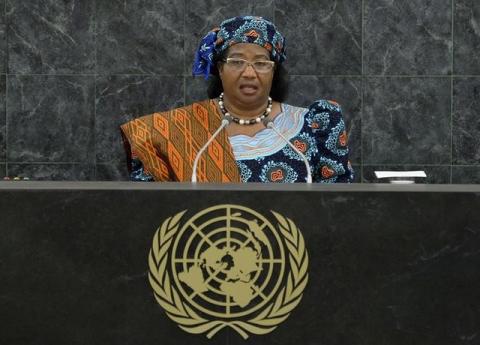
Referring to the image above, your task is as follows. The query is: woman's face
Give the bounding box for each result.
[218,43,274,107]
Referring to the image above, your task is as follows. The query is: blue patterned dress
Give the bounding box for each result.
[231,100,354,183]
[128,100,354,183]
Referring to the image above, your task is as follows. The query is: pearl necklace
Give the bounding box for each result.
[218,92,272,125]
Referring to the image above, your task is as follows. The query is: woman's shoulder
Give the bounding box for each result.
[283,99,342,115]
[123,99,214,125]
[305,99,342,114]
[280,99,345,135]
[152,99,213,118]
[281,99,343,127]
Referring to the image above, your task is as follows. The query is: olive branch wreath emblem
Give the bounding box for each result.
[148,208,309,339]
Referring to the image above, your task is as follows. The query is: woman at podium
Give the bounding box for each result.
[120,16,354,183]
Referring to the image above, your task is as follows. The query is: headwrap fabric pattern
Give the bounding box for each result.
[192,28,220,80]
[192,16,286,79]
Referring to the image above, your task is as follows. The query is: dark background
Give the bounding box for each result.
[0,0,479,182]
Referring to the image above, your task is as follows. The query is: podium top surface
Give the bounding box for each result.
[0,181,479,193]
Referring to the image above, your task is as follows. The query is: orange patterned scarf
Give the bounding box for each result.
[120,99,241,182]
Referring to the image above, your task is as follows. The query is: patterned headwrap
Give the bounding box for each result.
[192,16,286,79]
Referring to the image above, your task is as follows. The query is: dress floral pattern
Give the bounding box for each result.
[230,100,354,183]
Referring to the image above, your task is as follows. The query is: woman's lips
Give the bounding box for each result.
[239,84,258,95]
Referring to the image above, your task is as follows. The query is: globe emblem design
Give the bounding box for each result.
[171,205,286,318]
[149,204,309,339]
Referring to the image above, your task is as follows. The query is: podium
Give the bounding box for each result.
[1,182,479,345]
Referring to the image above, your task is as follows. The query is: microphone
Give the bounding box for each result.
[263,118,312,183]
[191,117,231,183]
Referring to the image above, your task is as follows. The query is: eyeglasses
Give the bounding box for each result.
[223,58,275,73]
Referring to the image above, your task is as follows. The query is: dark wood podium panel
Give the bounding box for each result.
[0,182,479,345]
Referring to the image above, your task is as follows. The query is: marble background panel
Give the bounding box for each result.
[7,0,95,74]
[185,76,210,104]
[8,163,95,180]
[95,75,184,164]
[0,74,5,161]
[275,0,362,75]
[253,0,275,20]
[454,0,480,74]
[0,0,5,74]
[96,0,184,75]
[364,0,452,75]
[7,75,95,163]
[453,77,480,164]
[452,166,480,183]
[95,162,130,181]
[363,77,451,165]
[0,163,4,177]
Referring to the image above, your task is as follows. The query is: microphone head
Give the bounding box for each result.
[222,115,232,125]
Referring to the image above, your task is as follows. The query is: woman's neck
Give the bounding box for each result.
[224,101,283,138]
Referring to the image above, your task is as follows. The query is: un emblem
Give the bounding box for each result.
[148,204,309,339]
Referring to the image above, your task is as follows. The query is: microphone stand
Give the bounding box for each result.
[191,118,230,183]
[263,119,313,183]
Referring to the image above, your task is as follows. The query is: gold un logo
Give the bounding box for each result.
[148,204,309,339]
